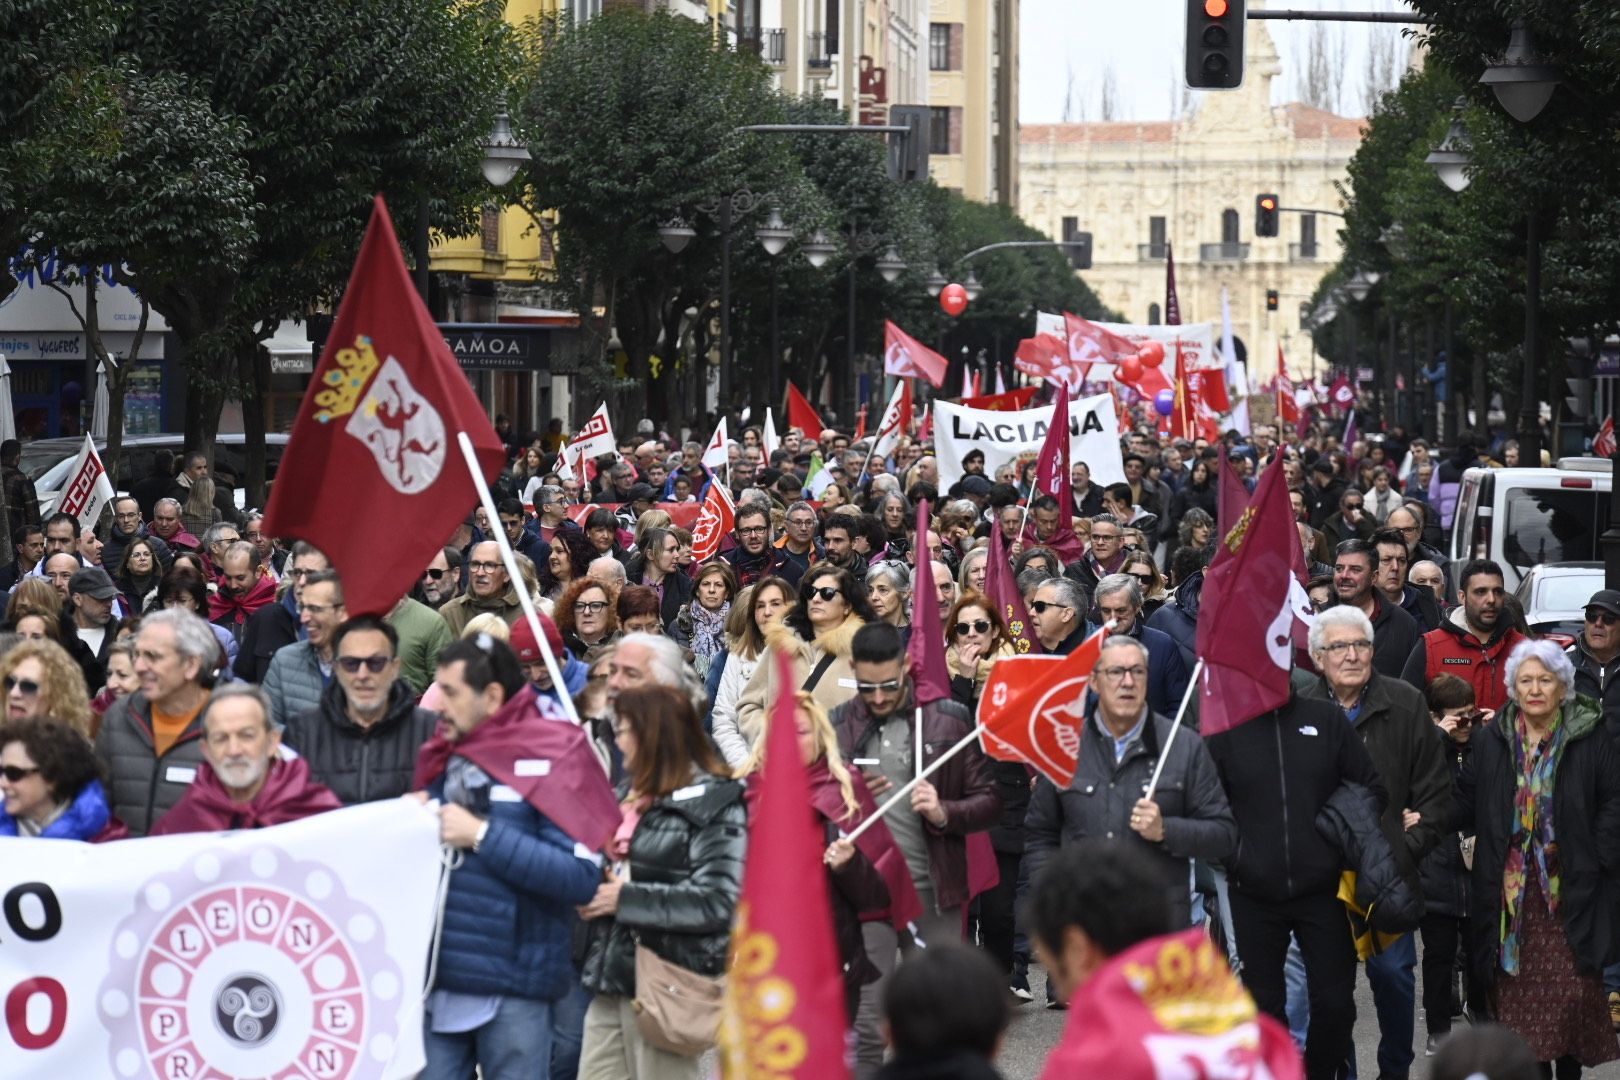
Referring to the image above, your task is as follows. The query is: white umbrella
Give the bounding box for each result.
[91,355,114,439]
[0,355,14,443]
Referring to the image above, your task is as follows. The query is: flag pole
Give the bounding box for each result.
[846,724,983,844]
[915,706,923,782]
[456,432,580,725]
[1143,658,1204,801]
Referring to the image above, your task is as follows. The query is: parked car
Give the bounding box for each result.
[23,434,288,516]
[1449,457,1611,592]
[1514,560,1603,649]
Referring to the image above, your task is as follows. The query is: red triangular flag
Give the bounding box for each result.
[719,650,850,1079]
[884,320,948,389]
[263,195,504,615]
[786,381,821,438]
[1195,455,1315,735]
[908,498,953,706]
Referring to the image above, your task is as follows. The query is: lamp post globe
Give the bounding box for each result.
[1480,20,1562,124]
[479,106,530,188]
[802,228,836,269]
[755,208,793,257]
[1425,99,1473,193]
[963,269,983,302]
[876,246,906,283]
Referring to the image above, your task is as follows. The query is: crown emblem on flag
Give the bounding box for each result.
[314,335,381,423]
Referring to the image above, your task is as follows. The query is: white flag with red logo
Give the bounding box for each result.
[571,402,616,462]
[691,481,735,563]
[1596,416,1617,457]
[870,380,909,460]
[701,416,729,471]
[55,433,115,530]
[762,407,780,459]
[553,438,576,483]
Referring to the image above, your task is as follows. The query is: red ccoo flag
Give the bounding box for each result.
[719,650,850,1080]
[976,626,1108,788]
[264,196,504,615]
[786,381,821,439]
[883,320,948,388]
[907,498,953,706]
[1595,415,1617,458]
[1194,455,1316,735]
[690,481,736,564]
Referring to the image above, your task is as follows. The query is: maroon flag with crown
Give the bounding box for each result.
[1195,456,1316,735]
[987,525,1036,655]
[264,196,505,615]
[1212,445,1251,574]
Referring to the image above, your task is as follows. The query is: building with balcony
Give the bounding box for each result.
[926,0,1017,205]
[1017,20,1362,378]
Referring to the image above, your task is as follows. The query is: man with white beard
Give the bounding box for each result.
[150,684,340,834]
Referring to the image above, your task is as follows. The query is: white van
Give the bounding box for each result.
[1449,458,1612,592]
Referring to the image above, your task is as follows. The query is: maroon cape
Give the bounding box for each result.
[806,761,923,930]
[151,756,342,835]
[413,684,621,853]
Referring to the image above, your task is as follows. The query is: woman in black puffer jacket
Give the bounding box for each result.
[577,684,747,1080]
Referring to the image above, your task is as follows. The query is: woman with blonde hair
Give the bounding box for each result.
[7,579,105,695]
[181,475,221,538]
[0,638,95,737]
[631,509,672,552]
[742,691,916,1025]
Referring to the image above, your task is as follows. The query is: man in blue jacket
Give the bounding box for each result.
[1093,574,1190,717]
[416,637,612,1080]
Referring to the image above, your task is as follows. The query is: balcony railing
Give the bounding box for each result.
[1289,241,1320,261]
[1137,242,1167,261]
[807,30,834,69]
[738,27,785,64]
[1200,241,1250,262]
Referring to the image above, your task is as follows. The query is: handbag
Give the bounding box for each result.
[632,942,726,1055]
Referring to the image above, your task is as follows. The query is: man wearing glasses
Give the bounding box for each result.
[1302,605,1448,1080]
[1066,514,1128,597]
[1092,575,1188,717]
[1320,488,1376,549]
[722,504,780,588]
[264,570,348,729]
[233,541,330,684]
[1568,589,1620,718]
[102,495,176,577]
[1030,577,1094,656]
[282,615,439,804]
[440,541,524,637]
[1400,557,1525,713]
[1331,539,1421,681]
[772,501,822,587]
[419,547,463,610]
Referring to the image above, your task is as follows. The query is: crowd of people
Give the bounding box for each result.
[0,414,1615,1080]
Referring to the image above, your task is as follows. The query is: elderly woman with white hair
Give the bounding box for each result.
[1455,637,1620,1077]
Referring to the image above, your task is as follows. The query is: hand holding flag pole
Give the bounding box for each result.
[845,725,985,844]
[457,432,579,725]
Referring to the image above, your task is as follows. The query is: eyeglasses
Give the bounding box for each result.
[500,518,523,529]
[301,602,337,616]
[1587,610,1619,626]
[423,568,447,580]
[1393,525,1420,537]
[288,567,315,579]
[336,655,391,674]
[737,526,768,537]
[855,678,903,694]
[574,600,609,614]
[3,677,39,696]
[788,517,816,528]
[1320,640,1373,656]
[1344,502,1363,511]
[1098,665,1147,683]
[1091,532,1121,543]
[1030,600,1072,614]
[0,765,39,783]
[954,619,992,636]
[468,561,502,573]
[808,586,842,602]
[243,531,264,541]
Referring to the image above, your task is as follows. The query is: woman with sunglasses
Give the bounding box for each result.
[0,638,95,738]
[555,578,620,658]
[709,577,794,769]
[735,565,874,754]
[0,719,126,840]
[1122,551,1169,620]
[945,592,1015,708]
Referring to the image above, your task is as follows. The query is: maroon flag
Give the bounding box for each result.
[1194,456,1316,736]
[907,498,953,706]
[1330,373,1355,412]
[264,196,505,615]
[1021,385,1084,563]
[1212,445,1251,574]
[1165,241,1181,326]
[987,525,1036,655]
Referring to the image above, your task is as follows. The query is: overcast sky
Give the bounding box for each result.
[1019,0,1421,123]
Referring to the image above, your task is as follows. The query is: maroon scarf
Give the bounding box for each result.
[151,757,341,835]
[806,761,923,929]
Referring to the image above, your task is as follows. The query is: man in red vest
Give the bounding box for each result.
[1401,558,1526,712]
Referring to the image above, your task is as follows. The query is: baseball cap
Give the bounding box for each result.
[509,614,566,664]
[70,567,120,600]
[962,475,993,496]
[1585,590,1620,618]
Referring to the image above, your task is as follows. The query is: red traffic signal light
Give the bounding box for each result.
[1259,196,1276,211]
[1255,192,1280,237]
[1185,0,1245,90]
[1204,0,1229,15]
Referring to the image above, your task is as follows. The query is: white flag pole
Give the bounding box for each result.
[1143,658,1204,801]
[457,432,579,724]
[847,723,984,844]
[915,706,924,782]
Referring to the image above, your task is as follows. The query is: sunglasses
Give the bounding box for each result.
[1030,600,1071,614]
[0,765,39,783]
[954,619,992,636]
[423,568,447,580]
[855,678,903,694]
[3,677,40,696]
[336,655,391,674]
[808,586,842,602]
[1587,610,1619,626]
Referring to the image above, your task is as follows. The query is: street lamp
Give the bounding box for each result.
[1480,20,1563,124]
[479,105,531,188]
[963,269,983,302]
[657,218,697,254]
[1424,99,1473,194]
[1345,271,1375,303]
[925,267,947,298]
[875,246,907,283]
[802,229,835,269]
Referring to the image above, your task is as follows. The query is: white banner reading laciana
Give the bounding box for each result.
[935,393,1126,492]
[1096,321,1221,372]
[0,799,441,1079]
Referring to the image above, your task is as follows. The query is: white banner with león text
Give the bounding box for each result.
[0,799,441,1079]
[935,393,1126,492]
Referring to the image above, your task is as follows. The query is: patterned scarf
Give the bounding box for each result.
[687,600,730,678]
[1500,710,1568,975]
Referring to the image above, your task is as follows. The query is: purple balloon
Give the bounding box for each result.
[1153,388,1176,416]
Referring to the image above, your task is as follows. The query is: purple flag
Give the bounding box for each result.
[987,525,1037,655]
[907,498,953,705]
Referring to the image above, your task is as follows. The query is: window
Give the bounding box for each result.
[1061,216,1079,244]
[1503,487,1611,573]
[1221,208,1240,244]
[929,23,950,71]
[1148,303,1161,325]
[1299,213,1318,258]
[1149,216,1166,252]
[930,107,952,154]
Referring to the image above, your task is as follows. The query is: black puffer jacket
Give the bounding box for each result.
[281,679,440,804]
[579,773,747,997]
[93,691,207,837]
[1316,781,1424,934]
[1454,697,1620,995]
[1418,736,1470,918]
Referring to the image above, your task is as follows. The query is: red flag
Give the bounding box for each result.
[786,381,821,437]
[1596,415,1617,457]
[1014,333,1075,389]
[691,482,735,563]
[1165,241,1181,326]
[976,626,1108,788]
[1213,445,1250,569]
[1276,346,1301,426]
[916,403,932,442]
[1195,455,1315,736]
[1169,341,1197,440]
[264,196,504,615]
[884,320,948,388]
[1022,384,1085,563]
[961,386,1039,412]
[1038,929,1302,1080]
[1199,365,1233,413]
[907,498,953,706]
[897,379,914,435]
[1063,311,1140,385]
[971,369,983,398]
[1330,373,1355,412]
[987,526,1036,655]
[719,651,849,1080]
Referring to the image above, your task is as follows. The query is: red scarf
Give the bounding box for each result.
[151,757,342,835]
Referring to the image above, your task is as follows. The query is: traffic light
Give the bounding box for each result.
[1566,377,1594,420]
[887,105,931,183]
[1185,0,1246,90]
[1061,222,1092,270]
[1255,193,1280,237]
[1266,289,1279,312]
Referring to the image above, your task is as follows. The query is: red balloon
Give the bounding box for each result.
[1137,340,1166,368]
[1118,355,1143,383]
[939,283,968,317]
